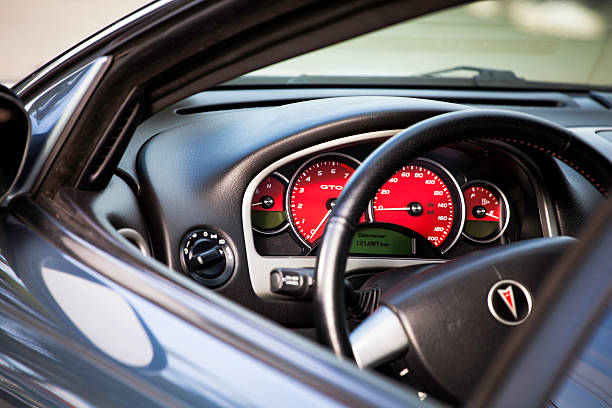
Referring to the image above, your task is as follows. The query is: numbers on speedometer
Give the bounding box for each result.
[372,158,464,253]
[287,153,370,247]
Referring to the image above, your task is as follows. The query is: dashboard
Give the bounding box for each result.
[109,91,607,325]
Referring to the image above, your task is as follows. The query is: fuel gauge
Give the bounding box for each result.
[251,172,288,234]
[462,181,509,243]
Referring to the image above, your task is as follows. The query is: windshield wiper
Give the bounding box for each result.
[420,66,526,87]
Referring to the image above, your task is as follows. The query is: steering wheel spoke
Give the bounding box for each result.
[350,306,409,368]
[349,237,576,400]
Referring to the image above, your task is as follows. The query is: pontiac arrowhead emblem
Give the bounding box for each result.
[487,280,533,326]
[497,285,517,319]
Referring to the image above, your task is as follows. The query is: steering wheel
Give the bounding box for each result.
[313,109,612,404]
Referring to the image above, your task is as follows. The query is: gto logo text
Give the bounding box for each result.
[320,185,344,190]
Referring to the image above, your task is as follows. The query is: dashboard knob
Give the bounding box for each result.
[180,229,234,288]
[188,238,225,278]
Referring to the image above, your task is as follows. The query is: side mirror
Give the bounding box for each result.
[0,85,29,202]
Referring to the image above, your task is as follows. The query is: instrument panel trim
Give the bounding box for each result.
[242,129,558,299]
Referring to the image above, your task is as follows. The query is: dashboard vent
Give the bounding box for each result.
[430,96,565,107]
[175,99,306,114]
[175,90,581,116]
[78,93,143,190]
[176,96,565,115]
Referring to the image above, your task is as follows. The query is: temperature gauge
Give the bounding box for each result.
[251,172,288,234]
[462,181,509,243]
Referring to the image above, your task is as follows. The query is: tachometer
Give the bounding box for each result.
[287,153,369,247]
[372,158,464,253]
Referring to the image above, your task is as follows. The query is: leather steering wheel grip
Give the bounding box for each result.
[314,108,612,358]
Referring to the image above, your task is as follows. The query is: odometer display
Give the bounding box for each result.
[372,159,464,253]
[288,153,367,247]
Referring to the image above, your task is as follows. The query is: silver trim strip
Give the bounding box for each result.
[16,0,174,96]
[539,193,558,238]
[118,228,151,257]
[242,130,446,299]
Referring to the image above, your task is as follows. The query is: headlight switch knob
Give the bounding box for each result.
[180,229,234,288]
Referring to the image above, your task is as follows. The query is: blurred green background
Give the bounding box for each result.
[254,1,612,87]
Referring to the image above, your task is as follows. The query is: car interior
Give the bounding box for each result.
[9,1,612,406]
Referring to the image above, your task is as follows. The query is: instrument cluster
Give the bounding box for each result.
[250,140,536,259]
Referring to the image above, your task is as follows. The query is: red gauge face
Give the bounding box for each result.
[464,186,501,222]
[288,155,365,246]
[372,161,461,251]
[462,182,509,242]
[251,174,287,233]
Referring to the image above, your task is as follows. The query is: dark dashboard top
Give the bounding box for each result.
[120,88,612,184]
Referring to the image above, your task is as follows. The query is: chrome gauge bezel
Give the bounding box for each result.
[251,172,290,235]
[461,180,510,243]
[285,152,373,248]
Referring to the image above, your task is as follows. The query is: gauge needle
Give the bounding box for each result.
[309,209,332,239]
[486,212,499,219]
[251,202,262,207]
[376,207,411,211]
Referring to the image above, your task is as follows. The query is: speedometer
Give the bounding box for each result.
[287,153,370,247]
[372,158,464,253]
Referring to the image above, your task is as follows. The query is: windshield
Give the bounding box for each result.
[246,0,612,88]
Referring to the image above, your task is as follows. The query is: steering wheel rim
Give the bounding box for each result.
[314,108,612,359]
